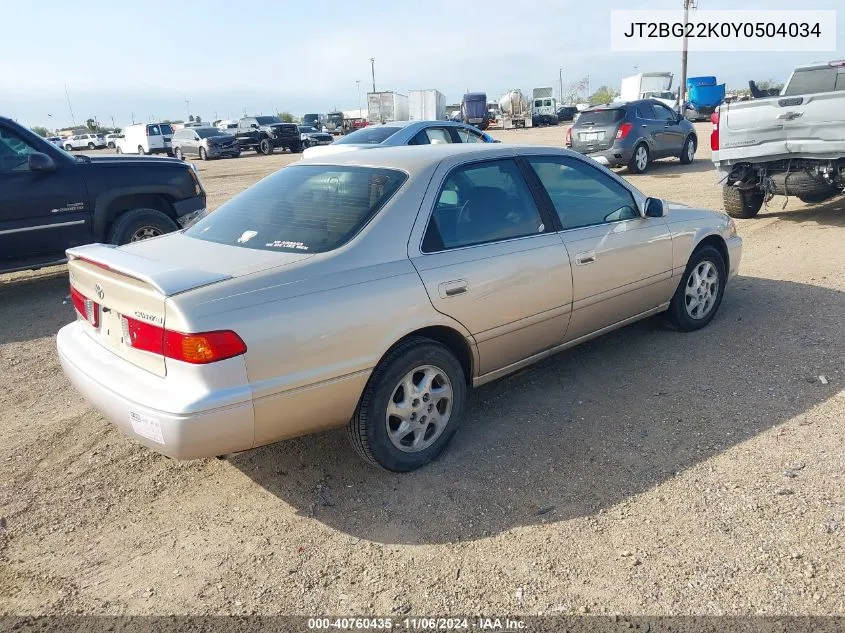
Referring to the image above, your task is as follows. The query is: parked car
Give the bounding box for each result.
[46,136,65,147]
[566,99,697,174]
[56,144,741,472]
[301,120,496,159]
[64,133,107,151]
[115,123,174,156]
[232,116,301,155]
[297,125,334,149]
[556,105,578,121]
[105,133,123,148]
[0,115,206,274]
[713,60,845,218]
[171,127,240,160]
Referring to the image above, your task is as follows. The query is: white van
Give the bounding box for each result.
[115,123,174,155]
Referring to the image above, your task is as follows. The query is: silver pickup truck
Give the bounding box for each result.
[712,60,845,218]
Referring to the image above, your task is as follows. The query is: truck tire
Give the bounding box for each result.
[107,208,179,245]
[259,138,273,155]
[138,145,146,155]
[723,186,764,219]
[769,171,834,198]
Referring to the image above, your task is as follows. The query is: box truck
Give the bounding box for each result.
[409,89,446,121]
[367,92,409,124]
[531,87,558,126]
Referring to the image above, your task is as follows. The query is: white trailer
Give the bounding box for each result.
[618,72,676,109]
[367,92,410,124]
[408,89,446,121]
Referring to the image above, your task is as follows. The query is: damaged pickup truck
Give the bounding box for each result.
[712,60,845,218]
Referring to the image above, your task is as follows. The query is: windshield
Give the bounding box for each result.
[196,128,226,138]
[185,165,407,253]
[335,126,402,145]
[576,109,625,125]
[255,116,282,125]
[298,126,319,133]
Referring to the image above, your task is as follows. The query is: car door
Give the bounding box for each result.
[409,157,572,377]
[0,124,92,262]
[524,154,674,342]
[633,102,665,155]
[651,102,685,155]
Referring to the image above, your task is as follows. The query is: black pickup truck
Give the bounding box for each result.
[0,116,207,274]
[233,116,302,154]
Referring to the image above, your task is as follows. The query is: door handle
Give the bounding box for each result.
[575,250,596,265]
[438,279,468,298]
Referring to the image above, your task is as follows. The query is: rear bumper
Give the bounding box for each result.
[576,146,632,167]
[56,323,255,460]
[726,235,742,281]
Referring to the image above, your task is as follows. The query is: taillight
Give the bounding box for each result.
[616,122,633,140]
[69,285,100,327]
[120,315,246,364]
[710,110,720,151]
[565,127,572,146]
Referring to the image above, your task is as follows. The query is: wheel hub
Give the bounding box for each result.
[684,260,719,320]
[386,365,453,453]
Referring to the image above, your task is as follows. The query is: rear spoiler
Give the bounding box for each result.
[66,243,231,296]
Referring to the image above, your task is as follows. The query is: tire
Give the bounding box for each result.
[65,144,73,151]
[347,336,467,472]
[107,208,179,245]
[115,147,123,154]
[797,190,838,204]
[199,147,207,161]
[722,186,764,219]
[291,141,303,153]
[666,245,727,332]
[87,142,95,149]
[259,138,273,155]
[174,147,183,160]
[138,145,146,155]
[680,136,696,164]
[627,143,649,174]
[107,142,115,149]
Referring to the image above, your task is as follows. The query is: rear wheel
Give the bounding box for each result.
[722,185,764,219]
[65,144,73,151]
[666,245,726,331]
[137,145,146,155]
[680,136,696,164]
[87,142,95,149]
[199,147,208,160]
[174,147,183,160]
[108,142,115,149]
[107,208,179,245]
[627,143,649,174]
[259,138,273,155]
[347,337,466,472]
[115,146,123,154]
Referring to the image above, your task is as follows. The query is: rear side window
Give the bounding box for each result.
[636,103,656,119]
[784,67,839,95]
[527,157,639,229]
[185,166,407,253]
[146,125,161,136]
[422,159,545,252]
[575,109,625,126]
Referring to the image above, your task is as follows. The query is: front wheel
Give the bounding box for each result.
[291,141,303,153]
[137,145,146,155]
[107,208,179,245]
[666,245,726,331]
[722,186,764,219]
[107,142,115,149]
[65,144,73,151]
[627,143,650,174]
[347,337,467,472]
[259,138,273,155]
[680,136,696,164]
[115,146,123,154]
[87,142,95,149]
[199,147,207,160]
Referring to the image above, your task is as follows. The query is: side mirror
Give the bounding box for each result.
[28,152,56,172]
[644,197,664,218]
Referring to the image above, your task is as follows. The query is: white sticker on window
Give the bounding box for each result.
[264,240,309,250]
[129,411,165,444]
[237,230,258,244]
[538,224,544,232]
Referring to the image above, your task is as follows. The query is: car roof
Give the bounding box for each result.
[298,144,575,172]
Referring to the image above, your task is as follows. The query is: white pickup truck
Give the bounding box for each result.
[712,60,845,218]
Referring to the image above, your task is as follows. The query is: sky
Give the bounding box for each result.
[2,0,842,129]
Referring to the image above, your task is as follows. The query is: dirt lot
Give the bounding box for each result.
[1,123,844,618]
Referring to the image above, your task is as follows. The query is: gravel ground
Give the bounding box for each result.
[1,123,843,618]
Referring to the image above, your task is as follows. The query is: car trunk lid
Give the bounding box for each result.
[570,108,624,152]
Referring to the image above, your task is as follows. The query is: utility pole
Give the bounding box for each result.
[370,58,376,93]
[356,80,362,114]
[559,68,563,104]
[185,98,191,121]
[679,0,696,112]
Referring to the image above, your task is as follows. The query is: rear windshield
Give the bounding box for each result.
[184,166,407,253]
[783,67,843,95]
[575,109,625,126]
[335,126,402,145]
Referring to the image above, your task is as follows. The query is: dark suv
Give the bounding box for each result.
[566,99,697,174]
[233,116,302,154]
[0,116,206,273]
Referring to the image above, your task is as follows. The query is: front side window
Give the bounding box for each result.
[651,103,676,122]
[527,157,639,229]
[0,126,40,172]
[455,127,485,143]
[185,165,407,254]
[422,159,545,252]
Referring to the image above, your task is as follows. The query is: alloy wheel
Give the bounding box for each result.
[129,226,163,242]
[684,260,720,320]
[385,365,453,453]
[635,146,648,171]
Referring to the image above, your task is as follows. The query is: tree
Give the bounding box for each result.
[588,85,618,106]
[564,77,590,105]
[278,111,295,123]
[31,126,50,137]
